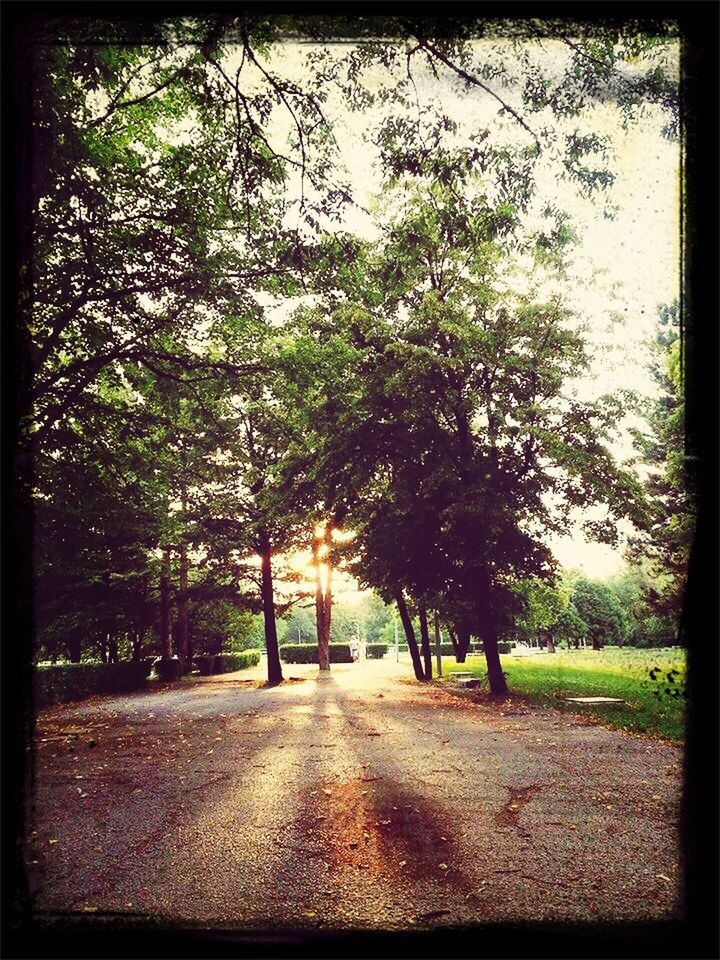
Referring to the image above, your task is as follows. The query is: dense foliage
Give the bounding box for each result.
[34,660,150,707]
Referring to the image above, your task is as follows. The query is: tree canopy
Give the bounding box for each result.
[10,12,685,692]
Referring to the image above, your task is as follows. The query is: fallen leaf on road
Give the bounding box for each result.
[322,788,332,796]
[416,909,451,921]
[438,862,449,870]
[367,732,381,737]
[657,874,672,883]
[48,839,58,845]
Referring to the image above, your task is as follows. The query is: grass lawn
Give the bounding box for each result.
[437,647,686,741]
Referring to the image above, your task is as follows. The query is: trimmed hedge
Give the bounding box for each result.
[279,643,353,664]
[34,661,148,707]
[216,650,261,673]
[194,654,217,676]
[366,643,388,659]
[155,657,184,682]
[194,650,262,675]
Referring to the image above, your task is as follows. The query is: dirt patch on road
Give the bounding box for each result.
[494,783,544,830]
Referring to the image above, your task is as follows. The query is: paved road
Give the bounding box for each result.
[28,659,682,932]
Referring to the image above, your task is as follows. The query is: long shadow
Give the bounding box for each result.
[28,676,318,916]
[24,670,689,958]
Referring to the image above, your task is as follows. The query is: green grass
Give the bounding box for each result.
[437,647,686,741]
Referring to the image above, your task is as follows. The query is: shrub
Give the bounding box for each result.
[34,661,148,707]
[280,643,353,664]
[194,654,216,676]
[155,657,184,682]
[366,643,388,659]
[497,641,513,654]
[215,650,261,673]
[193,650,261,675]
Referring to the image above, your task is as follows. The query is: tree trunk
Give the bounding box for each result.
[177,530,190,673]
[160,545,172,660]
[108,635,118,663]
[259,532,283,685]
[67,633,82,663]
[546,632,556,653]
[313,524,332,671]
[454,624,472,663]
[418,604,432,680]
[592,635,602,651]
[395,593,425,682]
[434,611,443,678]
[480,618,508,697]
[447,625,460,658]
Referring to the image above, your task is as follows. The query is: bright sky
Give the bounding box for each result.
[251,36,681,584]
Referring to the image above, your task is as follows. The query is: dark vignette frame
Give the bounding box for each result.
[2,2,717,958]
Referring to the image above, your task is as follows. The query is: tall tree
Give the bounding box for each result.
[628,303,694,643]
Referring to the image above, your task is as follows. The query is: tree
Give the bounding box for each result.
[513,578,572,652]
[571,577,629,649]
[279,605,316,645]
[284,136,651,692]
[312,521,333,671]
[554,603,589,650]
[628,302,694,645]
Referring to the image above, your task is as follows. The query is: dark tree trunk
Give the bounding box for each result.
[108,635,118,663]
[395,593,425,682]
[453,625,472,663]
[131,629,143,661]
[177,530,190,673]
[160,545,172,660]
[480,618,508,697]
[434,611,443,678]
[447,625,460,658]
[67,633,82,663]
[592,636,603,651]
[546,632,556,653]
[418,604,432,680]
[259,532,283,685]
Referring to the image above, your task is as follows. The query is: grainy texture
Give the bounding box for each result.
[27,658,682,932]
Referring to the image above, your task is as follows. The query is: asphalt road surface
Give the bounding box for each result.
[28,658,682,933]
